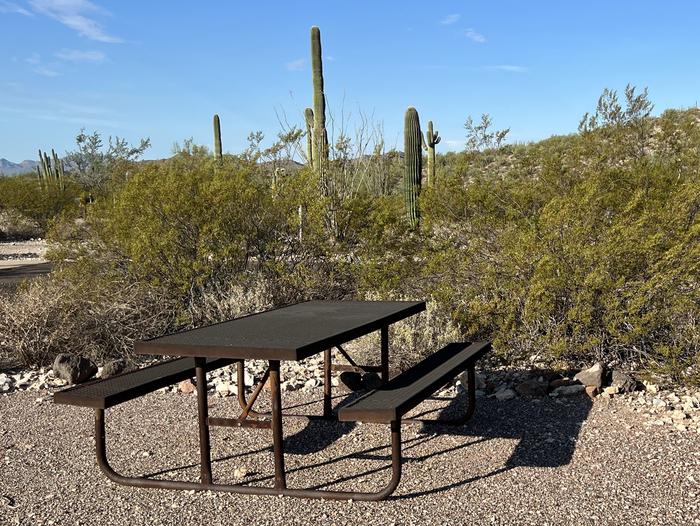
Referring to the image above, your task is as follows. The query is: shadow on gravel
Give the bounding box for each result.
[393,390,593,499]
[283,393,359,455]
[144,384,592,498]
[246,388,592,496]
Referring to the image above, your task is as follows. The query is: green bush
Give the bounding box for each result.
[0,175,79,237]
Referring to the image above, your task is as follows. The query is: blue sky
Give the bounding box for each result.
[2,1,700,161]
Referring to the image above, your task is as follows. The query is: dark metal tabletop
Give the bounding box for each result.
[135,300,426,361]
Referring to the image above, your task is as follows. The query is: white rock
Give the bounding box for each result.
[244,372,255,386]
[304,378,320,390]
[670,410,688,421]
[215,382,234,397]
[603,386,619,396]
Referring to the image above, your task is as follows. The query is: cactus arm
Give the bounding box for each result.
[304,107,314,167]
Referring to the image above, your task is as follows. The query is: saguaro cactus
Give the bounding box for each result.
[310,26,329,185]
[304,107,314,166]
[213,114,222,160]
[424,120,440,185]
[37,148,65,191]
[404,107,422,228]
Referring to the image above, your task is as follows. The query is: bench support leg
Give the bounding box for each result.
[195,357,213,484]
[323,348,332,418]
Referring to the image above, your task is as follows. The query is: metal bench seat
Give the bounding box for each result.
[338,341,491,423]
[53,357,234,409]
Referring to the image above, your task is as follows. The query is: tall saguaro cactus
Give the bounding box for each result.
[213,114,222,160]
[304,107,314,166]
[310,26,329,187]
[424,120,440,185]
[404,107,422,228]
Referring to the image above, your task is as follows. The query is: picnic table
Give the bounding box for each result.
[54,300,491,500]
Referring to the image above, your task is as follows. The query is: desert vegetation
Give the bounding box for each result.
[0,28,698,385]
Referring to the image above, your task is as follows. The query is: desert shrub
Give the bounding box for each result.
[410,110,700,381]
[0,209,42,240]
[0,175,79,236]
[0,257,176,366]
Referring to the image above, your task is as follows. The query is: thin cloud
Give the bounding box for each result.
[56,48,105,63]
[29,0,122,43]
[465,28,486,43]
[33,65,60,77]
[25,52,61,76]
[486,65,528,73]
[440,14,460,25]
[0,1,33,15]
[285,58,306,71]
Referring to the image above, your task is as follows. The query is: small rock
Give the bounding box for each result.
[495,389,517,401]
[233,466,249,479]
[585,386,600,399]
[515,379,548,398]
[101,360,127,378]
[304,378,320,390]
[215,382,234,397]
[52,354,97,384]
[574,362,604,389]
[610,370,637,393]
[551,384,586,397]
[670,410,688,421]
[603,386,619,396]
[179,379,196,394]
[644,382,659,394]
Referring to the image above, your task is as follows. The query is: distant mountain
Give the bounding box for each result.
[0,159,38,176]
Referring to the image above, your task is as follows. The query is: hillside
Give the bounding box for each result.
[0,159,38,176]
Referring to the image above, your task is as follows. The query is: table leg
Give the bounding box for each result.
[195,357,213,484]
[269,360,286,490]
[380,325,389,383]
[323,348,332,418]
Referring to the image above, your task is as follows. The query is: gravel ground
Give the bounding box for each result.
[1,387,699,525]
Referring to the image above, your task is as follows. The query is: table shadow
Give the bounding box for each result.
[143,381,593,499]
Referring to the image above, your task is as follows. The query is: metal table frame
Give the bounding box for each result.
[93,301,476,500]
